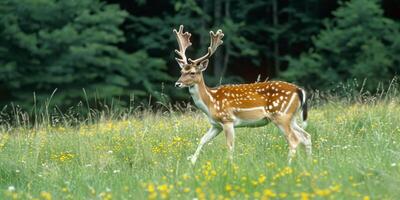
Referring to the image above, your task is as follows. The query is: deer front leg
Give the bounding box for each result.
[188,126,221,165]
[223,122,235,162]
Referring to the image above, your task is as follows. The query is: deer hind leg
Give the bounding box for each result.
[292,121,312,156]
[223,122,235,162]
[274,115,301,164]
[189,126,222,165]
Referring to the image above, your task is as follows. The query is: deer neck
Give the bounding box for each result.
[188,74,214,115]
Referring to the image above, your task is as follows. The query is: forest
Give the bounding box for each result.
[0,0,399,108]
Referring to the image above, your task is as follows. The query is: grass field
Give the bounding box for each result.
[0,93,400,199]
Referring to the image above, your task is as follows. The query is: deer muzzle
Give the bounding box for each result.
[175,81,184,88]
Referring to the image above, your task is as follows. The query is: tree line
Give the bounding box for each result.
[0,0,399,109]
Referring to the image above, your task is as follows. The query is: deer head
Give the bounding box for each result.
[173,25,224,88]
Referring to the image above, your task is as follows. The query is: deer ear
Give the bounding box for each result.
[198,59,209,71]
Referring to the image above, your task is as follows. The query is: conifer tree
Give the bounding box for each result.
[0,0,170,107]
[283,0,400,90]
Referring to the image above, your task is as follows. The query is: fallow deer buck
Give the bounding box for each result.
[173,25,312,165]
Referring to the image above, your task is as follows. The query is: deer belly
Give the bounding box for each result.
[234,118,270,128]
[233,108,270,128]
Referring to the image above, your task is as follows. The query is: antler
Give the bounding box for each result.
[173,25,192,67]
[188,29,224,64]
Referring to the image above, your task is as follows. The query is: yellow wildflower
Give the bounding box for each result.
[258,174,267,184]
[225,184,232,192]
[40,191,52,200]
[261,189,276,200]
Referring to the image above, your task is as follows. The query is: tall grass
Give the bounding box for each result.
[0,79,399,199]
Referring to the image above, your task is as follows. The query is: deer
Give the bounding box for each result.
[173,25,312,165]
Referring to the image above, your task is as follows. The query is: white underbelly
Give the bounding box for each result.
[234,117,270,128]
[231,107,270,128]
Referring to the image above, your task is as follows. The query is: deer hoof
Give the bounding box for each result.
[187,155,197,165]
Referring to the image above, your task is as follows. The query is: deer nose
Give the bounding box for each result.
[175,82,183,87]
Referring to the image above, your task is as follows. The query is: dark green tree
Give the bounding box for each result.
[283,0,400,90]
[0,0,170,107]
[127,0,263,86]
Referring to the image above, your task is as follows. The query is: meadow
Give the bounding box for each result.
[0,87,400,200]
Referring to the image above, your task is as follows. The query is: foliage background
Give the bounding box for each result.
[0,0,399,108]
